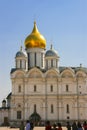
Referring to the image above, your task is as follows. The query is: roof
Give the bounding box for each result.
[45,45,58,57]
[6,92,12,99]
[16,51,27,57]
[59,66,87,73]
[10,66,87,74]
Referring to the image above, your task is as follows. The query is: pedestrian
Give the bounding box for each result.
[72,121,78,130]
[77,122,83,130]
[25,120,31,130]
[57,123,62,130]
[45,120,51,130]
[19,121,25,130]
[66,122,71,130]
[30,121,34,130]
[52,123,57,130]
[83,121,87,130]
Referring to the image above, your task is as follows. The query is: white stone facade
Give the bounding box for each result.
[10,66,87,123]
[0,23,87,126]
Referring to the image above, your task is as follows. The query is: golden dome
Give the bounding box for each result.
[24,22,46,49]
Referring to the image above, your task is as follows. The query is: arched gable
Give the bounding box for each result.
[45,68,59,78]
[27,67,43,78]
[11,70,25,78]
[60,68,75,78]
[76,70,87,78]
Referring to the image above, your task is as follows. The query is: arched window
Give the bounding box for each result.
[46,60,48,69]
[66,84,69,92]
[35,53,36,66]
[51,59,53,67]
[50,85,53,92]
[51,104,54,113]
[28,53,30,69]
[79,86,81,88]
[67,116,70,119]
[34,85,36,92]
[17,111,21,119]
[18,85,21,92]
[41,53,43,67]
[56,60,58,67]
[20,60,22,68]
[34,104,36,112]
[66,104,69,113]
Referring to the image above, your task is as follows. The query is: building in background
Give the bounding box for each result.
[0,22,87,126]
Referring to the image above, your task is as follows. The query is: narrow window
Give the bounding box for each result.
[34,85,36,92]
[28,53,30,69]
[67,116,70,119]
[35,53,36,66]
[50,85,53,92]
[51,59,53,67]
[79,86,81,88]
[41,53,43,67]
[16,60,17,68]
[56,60,57,67]
[18,104,21,108]
[17,111,21,119]
[20,60,22,68]
[51,104,54,113]
[25,60,26,69]
[66,85,69,92]
[34,104,36,112]
[46,60,48,69]
[66,104,69,113]
[18,85,21,92]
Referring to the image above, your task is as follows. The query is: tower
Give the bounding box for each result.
[15,46,27,70]
[45,44,59,69]
[24,21,46,69]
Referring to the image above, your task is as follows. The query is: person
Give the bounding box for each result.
[66,122,71,130]
[45,120,51,130]
[30,121,34,130]
[83,121,87,130]
[25,120,31,130]
[77,122,83,130]
[52,123,57,130]
[19,121,25,130]
[72,121,78,130]
[57,123,62,130]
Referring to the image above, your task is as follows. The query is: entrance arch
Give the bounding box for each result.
[29,112,41,124]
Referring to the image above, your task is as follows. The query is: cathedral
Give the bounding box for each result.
[0,22,87,126]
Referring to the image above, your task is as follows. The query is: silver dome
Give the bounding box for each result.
[16,46,27,58]
[45,49,58,57]
[16,51,26,57]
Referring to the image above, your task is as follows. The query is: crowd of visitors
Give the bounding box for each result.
[19,120,87,130]
[45,120,87,130]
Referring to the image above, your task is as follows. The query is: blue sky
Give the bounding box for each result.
[0,0,87,105]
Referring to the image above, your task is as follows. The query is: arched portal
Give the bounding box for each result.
[29,112,41,125]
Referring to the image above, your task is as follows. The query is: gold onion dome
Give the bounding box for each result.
[24,21,46,49]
